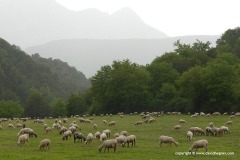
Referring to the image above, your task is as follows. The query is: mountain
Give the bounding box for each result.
[0,0,168,48]
[25,35,220,78]
[0,37,90,105]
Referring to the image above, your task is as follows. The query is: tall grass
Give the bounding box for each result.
[0,114,238,160]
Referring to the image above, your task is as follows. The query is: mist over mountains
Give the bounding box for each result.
[0,0,167,48]
[26,36,219,78]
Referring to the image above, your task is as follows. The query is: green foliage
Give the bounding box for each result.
[66,94,88,116]
[0,100,24,117]
[91,60,152,113]
[50,98,67,117]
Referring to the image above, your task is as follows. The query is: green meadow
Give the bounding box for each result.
[0,114,239,160]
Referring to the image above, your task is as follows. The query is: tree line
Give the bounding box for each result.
[1,27,240,117]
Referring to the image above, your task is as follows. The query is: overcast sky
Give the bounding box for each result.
[55,0,240,37]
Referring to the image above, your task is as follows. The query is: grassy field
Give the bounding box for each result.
[0,114,239,160]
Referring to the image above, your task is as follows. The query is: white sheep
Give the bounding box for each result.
[45,127,52,134]
[220,126,231,134]
[115,135,126,147]
[189,139,208,154]
[85,133,94,144]
[93,124,97,130]
[114,133,120,138]
[39,139,51,150]
[205,127,214,136]
[179,119,188,124]
[103,120,107,124]
[103,129,111,138]
[100,133,107,141]
[17,134,29,146]
[120,131,128,137]
[134,121,143,125]
[108,121,116,127]
[8,124,15,129]
[94,131,101,139]
[187,131,193,141]
[74,132,86,142]
[124,135,136,147]
[18,128,37,137]
[62,130,72,140]
[159,135,178,147]
[173,125,182,131]
[98,139,118,153]
[224,121,233,125]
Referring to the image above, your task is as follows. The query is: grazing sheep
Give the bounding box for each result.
[103,120,107,124]
[45,127,52,134]
[159,135,178,147]
[124,135,136,147]
[93,124,97,130]
[114,133,120,138]
[39,139,51,150]
[8,124,15,129]
[109,121,116,127]
[205,127,214,136]
[134,121,143,125]
[103,129,111,138]
[148,118,156,123]
[59,127,68,135]
[18,128,37,138]
[229,115,235,119]
[85,133,94,144]
[224,121,233,125]
[69,126,77,133]
[94,131,101,139]
[212,112,220,115]
[220,126,231,134]
[179,119,188,124]
[16,123,23,129]
[187,131,193,141]
[115,135,126,147]
[74,132,86,143]
[100,133,107,141]
[120,131,128,137]
[189,139,208,155]
[17,134,29,146]
[62,130,72,140]
[98,139,118,153]
[190,127,204,135]
[173,125,182,131]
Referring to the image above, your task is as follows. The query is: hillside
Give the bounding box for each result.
[0,0,167,48]
[25,35,219,77]
[0,37,90,105]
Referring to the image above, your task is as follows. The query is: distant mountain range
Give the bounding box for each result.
[25,35,220,78]
[0,0,167,48]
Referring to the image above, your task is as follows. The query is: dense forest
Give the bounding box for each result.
[1,27,240,117]
[0,38,90,117]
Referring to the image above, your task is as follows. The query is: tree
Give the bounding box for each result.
[0,100,24,118]
[91,60,152,113]
[50,98,67,117]
[66,94,87,116]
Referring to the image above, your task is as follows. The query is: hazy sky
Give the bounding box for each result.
[55,0,240,37]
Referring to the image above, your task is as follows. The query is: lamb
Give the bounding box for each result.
[103,120,107,124]
[115,135,126,147]
[17,133,29,146]
[85,133,94,144]
[59,126,68,135]
[189,139,208,155]
[148,118,156,123]
[109,121,116,127]
[173,125,182,131]
[124,135,136,147]
[187,131,193,141]
[190,127,205,135]
[98,139,118,153]
[120,131,128,137]
[68,126,77,133]
[179,119,188,124]
[100,133,107,141]
[39,139,51,150]
[73,132,86,143]
[159,135,178,147]
[16,123,23,129]
[62,130,72,140]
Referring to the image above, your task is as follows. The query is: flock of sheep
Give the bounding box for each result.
[0,111,237,155]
